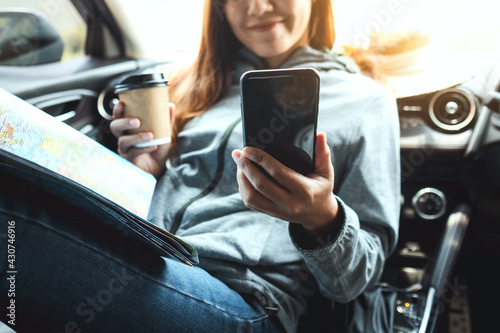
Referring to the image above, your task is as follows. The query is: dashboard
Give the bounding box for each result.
[385,54,500,332]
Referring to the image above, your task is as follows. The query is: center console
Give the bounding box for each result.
[388,194,471,333]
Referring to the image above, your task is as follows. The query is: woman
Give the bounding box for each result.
[0,0,400,332]
[112,0,400,331]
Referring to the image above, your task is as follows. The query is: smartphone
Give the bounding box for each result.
[240,68,320,176]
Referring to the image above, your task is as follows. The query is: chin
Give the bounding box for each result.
[251,44,290,59]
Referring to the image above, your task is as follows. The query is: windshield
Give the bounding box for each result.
[334,0,500,51]
[107,0,500,61]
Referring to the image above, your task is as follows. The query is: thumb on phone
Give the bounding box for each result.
[314,132,334,180]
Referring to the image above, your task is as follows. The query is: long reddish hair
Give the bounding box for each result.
[168,0,335,152]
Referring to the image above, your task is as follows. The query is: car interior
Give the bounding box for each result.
[1,0,500,332]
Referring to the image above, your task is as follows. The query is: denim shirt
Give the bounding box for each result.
[148,46,400,333]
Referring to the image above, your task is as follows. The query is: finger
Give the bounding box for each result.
[168,102,175,124]
[112,101,124,119]
[233,149,291,205]
[119,146,158,162]
[234,162,277,214]
[314,132,334,180]
[241,147,304,193]
[236,165,304,222]
[117,132,155,157]
[110,118,141,138]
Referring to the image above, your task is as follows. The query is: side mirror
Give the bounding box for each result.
[0,9,64,66]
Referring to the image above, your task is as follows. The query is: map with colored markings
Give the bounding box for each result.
[0,88,156,219]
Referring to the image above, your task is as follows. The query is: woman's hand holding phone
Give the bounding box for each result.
[110,101,174,179]
[232,132,340,238]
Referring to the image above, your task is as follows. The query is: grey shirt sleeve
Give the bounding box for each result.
[289,198,388,303]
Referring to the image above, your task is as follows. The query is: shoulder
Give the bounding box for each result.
[285,47,397,117]
[318,67,397,122]
[315,63,400,161]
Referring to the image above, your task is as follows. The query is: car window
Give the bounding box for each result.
[334,0,500,50]
[333,0,500,97]
[0,0,86,66]
[104,0,204,63]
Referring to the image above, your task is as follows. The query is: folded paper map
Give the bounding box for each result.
[0,88,198,265]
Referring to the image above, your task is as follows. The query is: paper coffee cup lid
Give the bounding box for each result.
[115,73,169,94]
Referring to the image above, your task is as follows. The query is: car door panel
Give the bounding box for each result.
[0,57,166,150]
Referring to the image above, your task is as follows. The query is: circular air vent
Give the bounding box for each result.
[97,85,118,120]
[429,88,476,132]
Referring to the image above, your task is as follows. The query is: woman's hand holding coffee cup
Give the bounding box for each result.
[110,100,175,179]
[110,73,173,179]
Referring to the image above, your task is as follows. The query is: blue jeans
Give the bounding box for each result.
[0,171,281,332]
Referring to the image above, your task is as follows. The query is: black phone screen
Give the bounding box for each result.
[240,68,319,176]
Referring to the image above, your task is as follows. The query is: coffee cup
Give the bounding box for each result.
[115,73,171,147]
